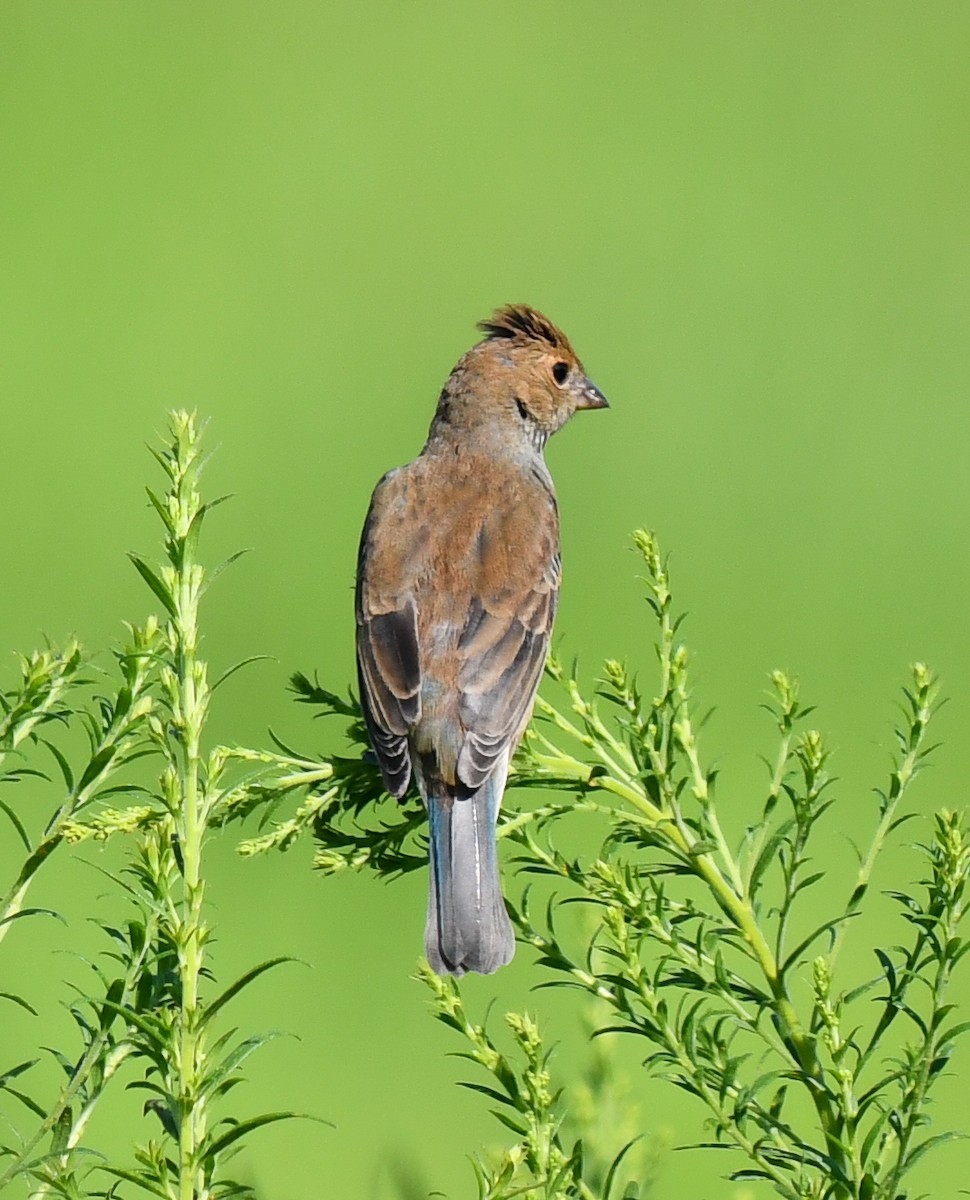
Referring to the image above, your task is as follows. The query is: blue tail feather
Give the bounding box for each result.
[425,774,515,976]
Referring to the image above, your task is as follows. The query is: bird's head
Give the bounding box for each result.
[430,304,608,452]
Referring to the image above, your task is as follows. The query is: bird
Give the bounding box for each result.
[355,304,608,975]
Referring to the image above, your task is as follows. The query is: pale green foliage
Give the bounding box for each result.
[240,532,968,1200]
[0,417,966,1200]
[0,619,161,1194]
[0,414,305,1199]
[417,966,654,1200]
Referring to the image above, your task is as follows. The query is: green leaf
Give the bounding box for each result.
[200,957,297,1029]
[860,1107,892,1163]
[100,1166,169,1197]
[5,1085,46,1120]
[604,1135,643,1200]
[289,673,360,717]
[42,738,75,792]
[0,992,37,1016]
[75,744,119,796]
[686,839,719,857]
[127,554,176,618]
[206,548,252,588]
[0,1059,39,1088]
[748,826,791,896]
[99,978,126,1031]
[211,656,275,694]
[144,486,174,534]
[0,907,62,928]
[201,1032,286,1098]
[938,1020,970,1048]
[0,797,31,854]
[203,1111,327,1161]
[50,1108,72,1156]
[488,1109,529,1137]
[98,998,167,1045]
[457,1081,517,1108]
[780,916,852,973]
[899,1130,968,1177]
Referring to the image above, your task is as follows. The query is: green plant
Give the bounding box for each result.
[417,968,657,1200]
[0,415,965,1200]
[237,533,967,1200]
[0,413,311,1199]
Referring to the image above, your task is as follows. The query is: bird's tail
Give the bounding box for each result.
[424,773,515,976]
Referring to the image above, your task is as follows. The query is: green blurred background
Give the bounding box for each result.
[2,3,970,1196]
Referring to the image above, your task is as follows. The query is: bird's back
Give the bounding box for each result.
[358,446,559,790]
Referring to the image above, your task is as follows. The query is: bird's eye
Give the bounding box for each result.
[552,361,570,385]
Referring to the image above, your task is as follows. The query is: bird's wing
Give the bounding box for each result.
[355,470,421,797]
[357,460,560,796]
[454,486,560,790]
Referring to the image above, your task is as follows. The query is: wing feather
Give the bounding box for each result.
[455,545,559,790]
[355,474,422,797]
[355,456,561,797]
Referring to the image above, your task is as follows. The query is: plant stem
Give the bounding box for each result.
[829,665,936,969]
[167,415,210,1200]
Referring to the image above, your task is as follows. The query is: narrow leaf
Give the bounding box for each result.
[207,548,252,587]
[42,739,75,792]
[0,907,62,928]
[127,555,176,618]
[456,1081,517,1108]
[100,1166,169,1197]
[5,1085,46,1119]
[212,656,275,694]
[0,797,31,853]
[200,957,296,1029]
[604,1135,643,1199]
[203,1111,326,1160]
[144,487,174,533]
[0,992,37,1015]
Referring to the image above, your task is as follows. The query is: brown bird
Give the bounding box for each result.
[355,304,608,975]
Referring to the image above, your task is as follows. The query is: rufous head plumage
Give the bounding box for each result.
[427,304,608,452]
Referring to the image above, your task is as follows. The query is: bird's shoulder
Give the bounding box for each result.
[360,448,560,611]
[368,447,554,532]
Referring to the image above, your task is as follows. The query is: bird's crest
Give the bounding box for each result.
[478,304,576,358]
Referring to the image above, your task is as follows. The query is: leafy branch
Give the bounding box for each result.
[2,411,961,1200]
[418,966,649,1200]
[0,413,316,1199]
[229,531,964,1200]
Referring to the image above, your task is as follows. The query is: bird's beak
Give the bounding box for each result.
[575,377,609,410]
